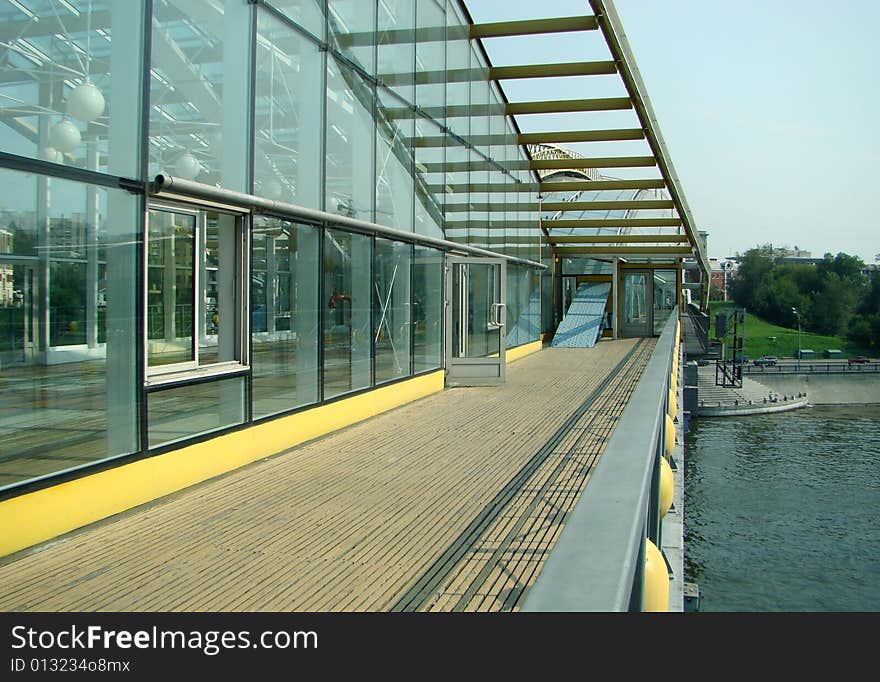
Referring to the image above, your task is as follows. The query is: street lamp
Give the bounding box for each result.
[792,307,801,369]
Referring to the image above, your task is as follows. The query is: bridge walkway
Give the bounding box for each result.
[0,339,654,612]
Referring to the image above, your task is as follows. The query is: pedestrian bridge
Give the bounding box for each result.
[0,329,679,612]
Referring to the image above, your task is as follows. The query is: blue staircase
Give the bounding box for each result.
[551,282,611,348]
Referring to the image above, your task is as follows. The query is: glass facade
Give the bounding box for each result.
[0,0,542,495]
[0,167,140,488]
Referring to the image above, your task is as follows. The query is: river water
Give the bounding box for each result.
[684,405,880,611]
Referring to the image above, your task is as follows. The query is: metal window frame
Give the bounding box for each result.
[143,199,251,388]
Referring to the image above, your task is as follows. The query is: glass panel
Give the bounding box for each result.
[149,0,251,192]
[255,9,323,208]
[376,88,414,231]
[328,0,375,75]
[412,245,442,372]
[528,267,541,342]
[378,0,415,101]
[323,229,371,398]
[374,238,411,383]
[416,0,446,110]
[199,211,239,364]
[251,217,320,418]
[147,209,196,367]
[326,56,375,221]
[0,0,144,178]
[148,376,245,448]
[624,272,648,331]
[454,262,500,359]
[652,270,678,335]
[264,0,325,37]
[0,168,139,491]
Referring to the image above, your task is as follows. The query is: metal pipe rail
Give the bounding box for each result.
[521,307,678,611]
[151,175,547,270]
[742,362,879,375]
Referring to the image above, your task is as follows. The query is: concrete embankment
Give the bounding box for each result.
[748,373,880,405]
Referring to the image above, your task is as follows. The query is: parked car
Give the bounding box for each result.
[753,356,777,367]
[848,356,870,366]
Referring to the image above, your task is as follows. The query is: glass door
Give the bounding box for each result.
[620,270,651,337]
[445,256,506,386]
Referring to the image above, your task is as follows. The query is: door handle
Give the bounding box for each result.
[491,303,506,327]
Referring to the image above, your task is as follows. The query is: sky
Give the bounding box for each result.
[465,0,880,263]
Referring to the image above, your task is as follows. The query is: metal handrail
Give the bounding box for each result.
[522,306,677,611]
[742,362,879,375]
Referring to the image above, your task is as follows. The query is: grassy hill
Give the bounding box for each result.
[708,302,870,359]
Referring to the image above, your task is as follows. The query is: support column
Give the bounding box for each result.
[612,256,619,339]
[265,235,277,335]
[105,0,143,455]
[86,140,99,349]
[350,236,372,388]
[295,226,319,405]
[221,0,251,193]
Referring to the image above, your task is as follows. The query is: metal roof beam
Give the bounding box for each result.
[553,246,692,256]
[489,61,617,80]
[541,200,674,211]
[545,218,681,229]
[539,179,665,192]
[444,203,537,212]
[469,16,599,39]
[547,235,689,244]
[519,129,645,144]
[506,97,632,115]
[532,156,656,170]
[411,129,646,148]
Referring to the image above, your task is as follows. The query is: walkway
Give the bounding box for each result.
[0,339,655,612]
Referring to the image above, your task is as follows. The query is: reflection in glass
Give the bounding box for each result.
[0,168,139,491]
[374,239,411,383]
[255,10,323,208]
[328,0,375,74]
[652,270,677,335]
[376,88,414,231]
[623,272,648,335]
[148,376,245,447]
[147,209,195,367]
[264,0,326,37]
[251,217,319,418]
[0,0,144,178]
[323,229,371,398]
[149,0,251,191]
[412,246,443,372]
[326,56,375,221]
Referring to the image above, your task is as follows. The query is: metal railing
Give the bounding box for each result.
[742,361,879,375]
[522,307,678,611]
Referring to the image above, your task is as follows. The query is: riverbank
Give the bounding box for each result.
[748,373,880,405]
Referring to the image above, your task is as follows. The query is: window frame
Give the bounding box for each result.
[144,199,250,387]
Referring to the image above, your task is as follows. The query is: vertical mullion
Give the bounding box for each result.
[370,235,376,387]
[409,242,415,375]
[318,225,326,402]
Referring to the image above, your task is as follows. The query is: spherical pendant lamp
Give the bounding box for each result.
[262,179,283,200]
[39,146,64,164]
[67,82,105,122]
[174,153,202,180]
[49,120,82,153]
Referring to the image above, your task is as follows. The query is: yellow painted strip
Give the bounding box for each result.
[506,339,543,363]
[0,371,445,559]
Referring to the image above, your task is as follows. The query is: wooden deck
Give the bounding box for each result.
[0,338,655,612]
